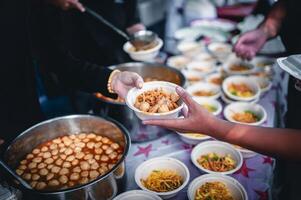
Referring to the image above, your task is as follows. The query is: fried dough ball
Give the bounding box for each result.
[89,170,99,179]
[36,182,47,190]
[16,169,24,176]
[48,179,60,187]
[32,149,40,155]
[79,177,89,185]
[51,166,61,174]
[81,171,89,177]
[39,168,48,176]
[55,159,63,166]
[23,173,32,181]
[59,168,69,175]
[59,175,68,184]
[43,152,51,159]
[44,158,54,164]
[32,157,42,163]
[75,152,85,159]
[80,161,90,171]
[70,173,80,181]
[32,174,40,181]
[46,173,55,181]
[41,146,48,152]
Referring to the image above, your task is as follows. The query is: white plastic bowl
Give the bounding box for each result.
[123,38,163,62]
[187,61,217,75]
[135,157,190,199]
[187,82,221,100]
[187,174,248,200]
[249,76,272,93]
[193,52,216,63]
[222,76,260,102]
[177,41,203,57]
[193,97,222,116]
[223,59,256,75]
[224,102,267,126]
[167,55,191,70]
[181,70,205,85]
[191,141,243,175]
[177,132,211,145]
[126,81,184,120]
[113,190,162,200]
[251,56,275,68]
[208,42,232,59]
[232,145,257,159]
[206,72,225,86]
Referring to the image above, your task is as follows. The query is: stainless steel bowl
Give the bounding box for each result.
[93,62,186,142]
[3,115,130,200]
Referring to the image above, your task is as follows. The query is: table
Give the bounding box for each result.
[125,69,281,200]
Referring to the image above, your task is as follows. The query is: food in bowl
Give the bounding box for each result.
[129,40,159,52]
[232,111,260,123]
[193,90,217,97]
[134,88,180,113]
[15,133,123,191]
[195,181,234,200]
[209,76,224,86]
[185,133,208,138]
[201,104,218,113]
[228,83,254,98]
[141,169,183,193]
[197,153,236,172]
[230,63,252,72]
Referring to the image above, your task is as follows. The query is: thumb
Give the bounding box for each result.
[176,87,197,110]
[131,73,143,88]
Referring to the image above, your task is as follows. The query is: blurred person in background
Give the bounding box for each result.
[0,0,143,151]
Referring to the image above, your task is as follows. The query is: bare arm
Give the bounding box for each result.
[144,87,301,161]
[234,0,287,60]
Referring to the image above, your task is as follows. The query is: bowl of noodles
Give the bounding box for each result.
[224,102,267,126]
[193,98,223,116]
[177,132,211,145]
[187,82,221,100]
[187,174,248,200]
[222,76,260,102]
[223,58,256,75]
[191,141,243,175]
[135,157,190,199]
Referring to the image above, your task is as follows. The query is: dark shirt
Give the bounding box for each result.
[0,0,113,146]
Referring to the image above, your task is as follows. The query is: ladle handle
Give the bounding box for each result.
[85,6,130,41]
[0,159,32,190]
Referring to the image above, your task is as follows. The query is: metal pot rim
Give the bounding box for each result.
[4,114,131,195]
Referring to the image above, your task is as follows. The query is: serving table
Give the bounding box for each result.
[124,67,286,200]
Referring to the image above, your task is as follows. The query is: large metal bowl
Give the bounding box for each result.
[3,115,130,200]
[93,62,186,142]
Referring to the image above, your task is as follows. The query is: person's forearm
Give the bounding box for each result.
[259,0,287,39]
[207,117,301,160]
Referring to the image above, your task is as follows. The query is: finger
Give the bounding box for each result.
[69,0,85,12]
[133,74,144,88]
[176,87,196,109]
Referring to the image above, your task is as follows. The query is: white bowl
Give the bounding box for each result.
[223,58,256,75]
[135,157,190,199]
[249,76,272,93]
[177,132,211,145]
[224,102,267,126]
[251,56,275,68]
[221,92,259,105]
[187,174,248,200]
[177,41,203,57]
[222,76,260,102]
[208,42,232,59]
[193,52,216,63]
[123,38,163,62]
[193,97,222,116]
[113,190,162,200]
[187,61,217,74]
[191,141,243,175]
[187,82,221,100]
[206,72,225,86]
[181,70,205,85]
[232,145,257,159]
[126,81,184,120]
[167,55,191,70]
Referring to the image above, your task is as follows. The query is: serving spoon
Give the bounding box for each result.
[0,159,32,190]
[84,6,158,51]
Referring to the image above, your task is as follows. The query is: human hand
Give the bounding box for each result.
[143,87,216,134]
[234,28,269,60]
[126,23,146,35]
[46,0,85,12]
[111,71,144,99]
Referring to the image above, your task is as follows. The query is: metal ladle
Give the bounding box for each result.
[84,6,158,51]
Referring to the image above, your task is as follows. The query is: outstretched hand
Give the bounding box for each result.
[143,87,215,134]
[234,28,269,60]
[111,71,144,99]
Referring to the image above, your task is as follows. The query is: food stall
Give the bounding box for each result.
[0,0,289,200]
